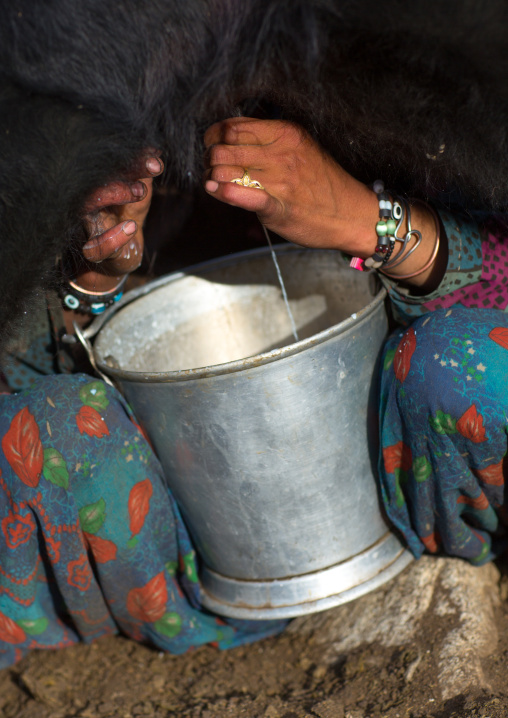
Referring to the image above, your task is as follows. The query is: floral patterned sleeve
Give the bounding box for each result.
[378,209,508,326]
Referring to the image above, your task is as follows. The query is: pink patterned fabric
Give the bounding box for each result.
[424,224,508,313]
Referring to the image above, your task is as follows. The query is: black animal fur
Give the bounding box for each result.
[2,0,508,347]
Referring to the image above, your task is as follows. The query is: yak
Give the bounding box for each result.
[1,0,508,346]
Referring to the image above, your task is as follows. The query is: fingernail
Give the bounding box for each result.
[123,220,137,235]
[146,157,162,174]
[205,180,219,193]
[131,182,145,197]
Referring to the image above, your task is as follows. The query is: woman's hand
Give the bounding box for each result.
[203,117,444,290]
[204,117,378,257]
[69,153,164,294]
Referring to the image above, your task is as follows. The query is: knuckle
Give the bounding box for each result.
[223,123,240,144]
[209,146,229,166]
[208,146,219,165]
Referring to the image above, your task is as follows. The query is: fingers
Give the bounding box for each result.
[82,220,138,263]
[77,219,144,286]
[145,155,164,176]
[83,181,147,213]
[103,233,144,275]
[204,176,283,222]
[204,117,293,148]
[68,150,163,297]
[126,151,165,181]
[207,145,272,172]
[205,122,281,171]
[205,120,305,184]
[203,117,378,255]
[206,164,260,184]
[203,117,321,237]
[82,154,164,214]
[204,118,294,210]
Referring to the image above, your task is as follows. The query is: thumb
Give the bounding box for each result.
[204,179,284,224]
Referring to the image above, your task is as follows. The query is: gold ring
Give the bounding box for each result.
[230,169,264,190]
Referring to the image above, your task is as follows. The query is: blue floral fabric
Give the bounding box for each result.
[378,306,508,565]
[0,374,285,668]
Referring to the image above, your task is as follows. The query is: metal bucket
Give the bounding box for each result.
[87,245,412,619]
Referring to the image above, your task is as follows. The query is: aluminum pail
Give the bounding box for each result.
[89,245,412,619]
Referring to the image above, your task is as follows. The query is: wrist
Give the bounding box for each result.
[336,180,380,257]
[379,202,445,291]
[348,180,446,292]
[71,269,127,294]
[58,273,127,316]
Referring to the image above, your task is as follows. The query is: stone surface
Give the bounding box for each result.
[290,556,501,701]
[311,697,345,718]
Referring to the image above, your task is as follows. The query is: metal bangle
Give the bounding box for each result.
[384,199,421,268]
[381,202,440,280]
[383,198,413,268]
[383,229,422,270]
[391,195,407,243]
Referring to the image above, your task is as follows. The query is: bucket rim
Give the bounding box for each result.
[92,244,387,384]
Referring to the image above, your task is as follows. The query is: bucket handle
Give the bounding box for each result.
[73,321,116,388]
[71,293,134,388]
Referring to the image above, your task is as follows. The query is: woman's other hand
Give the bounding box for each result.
[70,153,164,294]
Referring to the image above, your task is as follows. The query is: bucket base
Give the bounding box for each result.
[199,531,413,619]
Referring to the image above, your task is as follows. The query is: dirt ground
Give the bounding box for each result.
[1,561,508,718]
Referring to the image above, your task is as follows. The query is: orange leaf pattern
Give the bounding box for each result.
[84,532,117,563]
[128,479,153,537]
[377,303,508,568]
[126,571,168,623]
[0,611,26,644]
[456,405,487,444]
[489,326,508,350]
[421,532,440,554]
[393,327,416,383]
[456,492,489,511]
[76,406,110,438]
[473,458,506,486]
[1,407,43,487]
[383,441,413,474]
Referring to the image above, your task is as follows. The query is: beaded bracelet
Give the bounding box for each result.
[350,180,405,271]
[59,275,127,315]
[363,181,404,269]
[380,201,440,280]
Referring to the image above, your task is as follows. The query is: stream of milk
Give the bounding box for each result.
[261,225,300,343]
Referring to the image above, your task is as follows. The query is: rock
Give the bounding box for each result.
[311,697,345,717]
[290,556,501,701]
[436,559,500,700]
